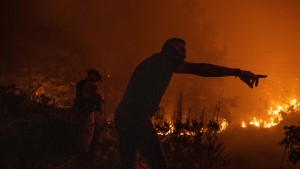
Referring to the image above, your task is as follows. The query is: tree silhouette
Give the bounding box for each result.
[279,121,300,164]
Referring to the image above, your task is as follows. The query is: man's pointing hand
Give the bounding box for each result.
[238,70,267,88]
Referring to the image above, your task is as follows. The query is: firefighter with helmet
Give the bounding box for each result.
[74,68,103,160]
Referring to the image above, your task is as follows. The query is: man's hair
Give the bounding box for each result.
[161,38,186,52]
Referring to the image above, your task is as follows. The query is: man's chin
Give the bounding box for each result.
[177,54,186,60]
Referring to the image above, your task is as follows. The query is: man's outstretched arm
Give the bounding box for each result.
[176,62,241,77]
[176,62,267,88]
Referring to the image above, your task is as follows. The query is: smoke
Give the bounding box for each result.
[1,0,300,168]
[0,0,229,114]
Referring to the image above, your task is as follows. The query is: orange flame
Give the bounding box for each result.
[156,118,229,136]
[240,98,300,128]
[218,118,229,133]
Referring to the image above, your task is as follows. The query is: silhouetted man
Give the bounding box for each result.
[74,69,102,160]
[114,38,267,169]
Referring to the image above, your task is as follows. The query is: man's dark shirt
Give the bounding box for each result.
[116,53,184,122]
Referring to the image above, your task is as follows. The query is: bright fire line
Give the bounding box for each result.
[240,99,300,128]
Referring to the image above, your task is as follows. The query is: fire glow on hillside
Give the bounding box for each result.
[156,99,300,136]
[156,118,229,136]
[241,99,300,128]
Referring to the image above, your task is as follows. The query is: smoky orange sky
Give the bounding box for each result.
[187,0,300,123]
[1,0,300,168]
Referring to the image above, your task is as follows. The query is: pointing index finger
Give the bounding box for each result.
[256,74,268,78]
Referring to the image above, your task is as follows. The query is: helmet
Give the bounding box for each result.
[87,68,102,82]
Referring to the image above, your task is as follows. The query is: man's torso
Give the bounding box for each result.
[116,53,183,120]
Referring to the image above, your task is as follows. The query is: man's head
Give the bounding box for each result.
[161,38,186,60]
[87,68,102,82]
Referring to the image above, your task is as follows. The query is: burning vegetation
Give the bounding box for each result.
[241,99,300,129]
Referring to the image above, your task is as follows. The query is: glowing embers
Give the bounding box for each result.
[240,99,300,128]
[156,121,175,136]
[156,118,229,136]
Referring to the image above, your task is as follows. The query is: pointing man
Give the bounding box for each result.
[115,38,267,169]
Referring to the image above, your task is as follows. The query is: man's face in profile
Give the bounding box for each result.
[173,42,186,60]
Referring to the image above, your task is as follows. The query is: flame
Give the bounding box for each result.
[185,131,196,136]
[156,99,300,135]
[240,98,300,128]
[156,118,229,136]
[218,118,229,132]
[241,121,247,128]
[157,121,175,136]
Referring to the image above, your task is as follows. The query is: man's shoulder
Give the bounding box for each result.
[76,78,92,87]
[144,53,162,61]
[78,78,96,89]
[143,53,174,63]
[84,80,96,87]
[134,53,183,73]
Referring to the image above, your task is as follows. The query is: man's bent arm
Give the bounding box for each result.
[176,62,240,77]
